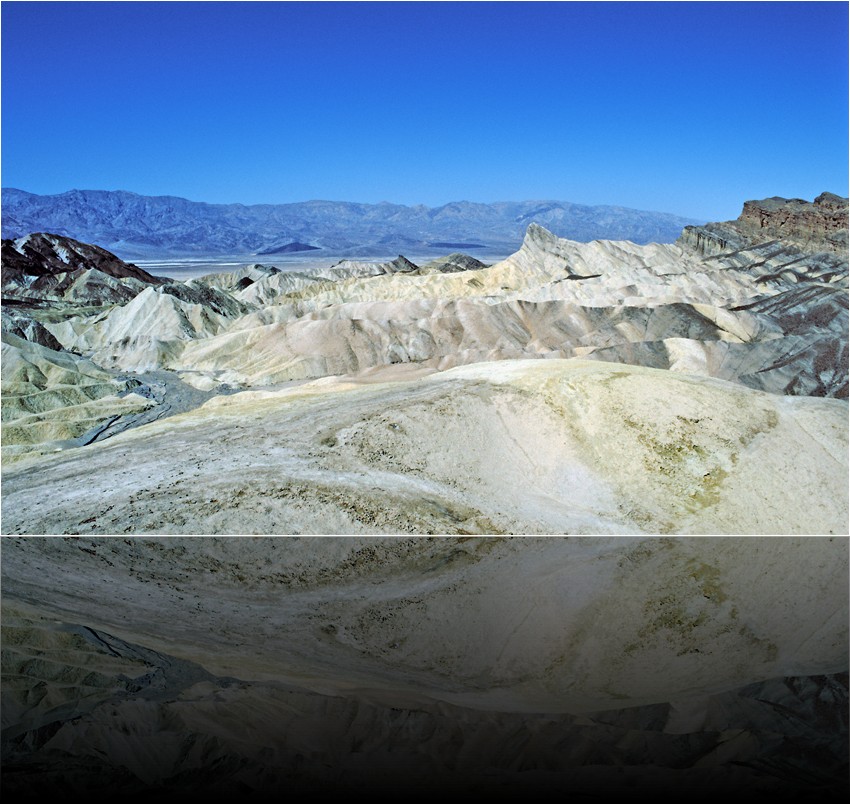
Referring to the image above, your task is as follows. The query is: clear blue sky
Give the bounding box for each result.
[2,1,847,222]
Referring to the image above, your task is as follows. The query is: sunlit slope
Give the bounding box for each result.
[2,196,847,475]
[2,360,845,535]
[1,332,154,460]
[159,226,848,396]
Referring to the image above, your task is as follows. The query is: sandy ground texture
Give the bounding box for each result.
[1,359,847,536]
[1,536,848,798]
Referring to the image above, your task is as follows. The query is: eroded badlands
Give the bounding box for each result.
[1,193,847,534]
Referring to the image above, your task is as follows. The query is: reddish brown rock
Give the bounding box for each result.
[680,192,848,257]
[2,232,168,285]
[737,192,848,254]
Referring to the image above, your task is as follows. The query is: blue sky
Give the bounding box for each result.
[1,1,847,222]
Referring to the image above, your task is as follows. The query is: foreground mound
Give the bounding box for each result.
[2,359,846,535]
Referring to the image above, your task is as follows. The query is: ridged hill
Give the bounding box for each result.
[1,232,169,305]
[2,232,167,285]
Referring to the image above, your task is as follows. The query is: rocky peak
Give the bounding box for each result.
[2,232,168,284]
[813,191,846,211]
[521,222,573,257]
[737,193,848,252]
[418,253,489,275]
[1,232,171,305]
[388,255,420,274]
[678,192,848,257]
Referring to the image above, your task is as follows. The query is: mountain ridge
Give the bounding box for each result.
[1,187,703,258]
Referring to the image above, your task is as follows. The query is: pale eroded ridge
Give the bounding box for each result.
[1,194,847,534]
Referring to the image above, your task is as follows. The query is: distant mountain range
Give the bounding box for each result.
[1,188,703,259]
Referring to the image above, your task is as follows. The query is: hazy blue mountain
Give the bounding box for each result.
[1,188,703,259]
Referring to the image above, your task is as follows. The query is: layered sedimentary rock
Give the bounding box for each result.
[0,308,63,350]
[737,192,848,254]
[0,332,155,460]
[678,191,849,257]
[190,262,282,293]
[1,232,167,303]
[417,252,490,274]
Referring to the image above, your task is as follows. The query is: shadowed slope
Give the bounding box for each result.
[1,536,847,797]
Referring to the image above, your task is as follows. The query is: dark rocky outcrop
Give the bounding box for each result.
[1,233,170,306]
[190,263,282,294]
[0,308,64,350]
[679,192,849,257]
[256,241,321,254]
[737,192,848,254]
[161,279,255,318]
[2,232,168,285]
[418,252,490,274]
[386,255,419,274]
